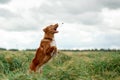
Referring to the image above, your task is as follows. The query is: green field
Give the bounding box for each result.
[0,50,120,80]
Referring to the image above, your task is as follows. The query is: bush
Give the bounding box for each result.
[8,49,19,51]
[0,48,6,51]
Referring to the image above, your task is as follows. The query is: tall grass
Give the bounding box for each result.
[0,50,120,80]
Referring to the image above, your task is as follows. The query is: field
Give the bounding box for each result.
[0,50,120,80]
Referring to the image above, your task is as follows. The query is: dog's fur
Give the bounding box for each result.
[29,23,59,73]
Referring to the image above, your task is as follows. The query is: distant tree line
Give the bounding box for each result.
[60,48,120,52]
[0,47,120,52]
[25,49,36,51]
[0,48,19,51]
[0,48,7,51]
[0,48,36,51]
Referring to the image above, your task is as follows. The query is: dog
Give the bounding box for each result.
[29,23,59,73]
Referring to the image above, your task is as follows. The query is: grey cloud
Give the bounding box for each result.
[1,0,120,31]
[40,0,120,14]
[0,18,40,31]
[30,1,101,26]
[41,0,101,13]
[0,8,18,18]
[0,0,120,49]
[100,0,120,9]
[0,0,11,4]
[31,0,120,26]
[0,12,40,31]
[78,12,102,25]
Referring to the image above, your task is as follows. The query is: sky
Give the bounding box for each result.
[0,0,120,50]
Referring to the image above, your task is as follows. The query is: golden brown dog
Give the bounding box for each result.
[29,23,59,73]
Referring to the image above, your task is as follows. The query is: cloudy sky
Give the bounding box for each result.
[0,0,120,50]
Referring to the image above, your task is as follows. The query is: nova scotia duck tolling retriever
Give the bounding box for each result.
[29,23,59,73]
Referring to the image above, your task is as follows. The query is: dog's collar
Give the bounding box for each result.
[44,37,53,41]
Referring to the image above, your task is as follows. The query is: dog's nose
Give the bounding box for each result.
[54,23,58,27]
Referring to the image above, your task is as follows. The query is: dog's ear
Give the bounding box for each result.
[43,28,46,32]
[43,27,48,32]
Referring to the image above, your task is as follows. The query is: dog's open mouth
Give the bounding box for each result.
[54,27,58,33]
[54,24,59,33]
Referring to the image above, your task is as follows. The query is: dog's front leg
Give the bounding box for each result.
[46,46,57,55]
[37,46,57,67]
[41,46,57,65]
[52,46,57,55]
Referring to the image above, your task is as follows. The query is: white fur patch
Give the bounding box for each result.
[51,52,57,57]
[50,40,56,46]
[50,39,57,56]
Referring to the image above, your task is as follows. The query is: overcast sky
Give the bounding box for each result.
[0,0,120,50]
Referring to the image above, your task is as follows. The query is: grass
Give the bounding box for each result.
[0,50,120,80]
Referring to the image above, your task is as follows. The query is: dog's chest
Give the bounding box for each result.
[50,40,56,46]
[50,39,57,57]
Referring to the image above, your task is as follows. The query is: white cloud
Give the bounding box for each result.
[0,0,120,49]
[0,0,44,11]
[0,29,43,49]
[101,8,120,29]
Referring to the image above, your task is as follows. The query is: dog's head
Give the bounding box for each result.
[43,23,59,34]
